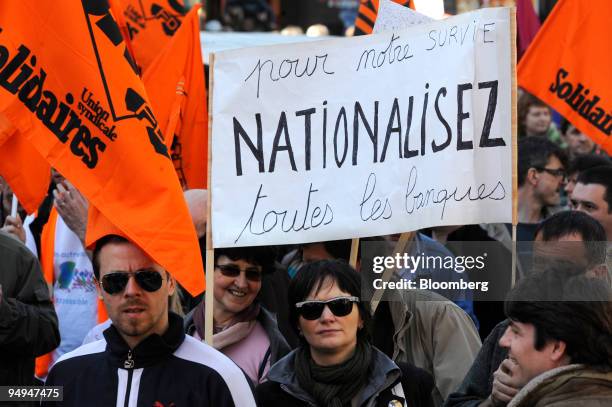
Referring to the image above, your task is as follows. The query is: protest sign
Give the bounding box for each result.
[354,0,412,36]
[518,0,611,154]
[200,32,324,66]
[210,7,514,248]
[373,0,433,34]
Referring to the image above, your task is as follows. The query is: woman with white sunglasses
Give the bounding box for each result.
[256,260,434,407]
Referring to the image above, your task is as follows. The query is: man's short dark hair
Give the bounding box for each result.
[505,266,612,369]
[535,210,607,267]
[92,234,129,280]
[577,166,612,213]
[568,154,611,176]
[518,136,568,187]
[214,246,277,273]
[288,260,371,345]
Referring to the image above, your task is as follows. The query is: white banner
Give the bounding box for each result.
[374,0,433,34]
[211,7,513,248]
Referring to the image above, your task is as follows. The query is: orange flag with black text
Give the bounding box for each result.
[142,5,207,189]
[113,0,191,74]
[0,1,204,294]
[354,0,413,35]
[518,0,612,154]
[0,113,50,214]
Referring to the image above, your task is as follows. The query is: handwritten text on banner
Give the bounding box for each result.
[211,7,513,248]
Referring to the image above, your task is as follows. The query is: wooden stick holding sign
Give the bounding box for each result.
[510,8,518,287]
[204,53,216,346]
[349,238,359,269]
[370,231,415,314]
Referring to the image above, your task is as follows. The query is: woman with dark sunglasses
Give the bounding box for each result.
[256,260,434,407]
[184,246,290,385]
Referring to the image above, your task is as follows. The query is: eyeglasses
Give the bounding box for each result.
[295,296,360,320]
[100,271,164,295]
[534,167,566,180]
[216,264,263,282]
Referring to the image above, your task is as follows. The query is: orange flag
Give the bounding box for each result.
[142,6,207,189]
[0,113,50,214]
[354,0,413,36]
[0,1,204,295]
[518,0,612,154]
[115,0,191,73]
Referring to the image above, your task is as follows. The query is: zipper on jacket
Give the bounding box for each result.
[124,350,134,369]
[123,350,134,407]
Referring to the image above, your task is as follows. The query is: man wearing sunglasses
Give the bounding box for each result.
[43,234,256,407]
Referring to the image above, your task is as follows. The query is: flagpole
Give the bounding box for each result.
[204,53,216,345]
[510,7,518,287]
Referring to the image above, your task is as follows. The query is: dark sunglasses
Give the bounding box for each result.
[295,296,360,320]
[100,271,164,295]
[216,264,262,282]
[534,167,566,180]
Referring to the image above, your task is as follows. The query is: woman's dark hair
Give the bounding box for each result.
[288,260,371,344]
[505,266,612,369]
[214,246,277,273]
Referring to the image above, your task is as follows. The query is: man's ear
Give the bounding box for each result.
[166,273,176,296]
[95,278,104,300]
[527,167,539,186]
[549,340,567,363]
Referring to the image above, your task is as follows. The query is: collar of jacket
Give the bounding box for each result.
[103,312,185,369]
[508,364,612,407]
[267,346,401,406]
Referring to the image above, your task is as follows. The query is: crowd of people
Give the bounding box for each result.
[0,0,611,399]
[1,92,611,406]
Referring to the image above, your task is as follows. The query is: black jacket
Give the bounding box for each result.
[43,313,256,406]
[0,231,59,388]
[256,347,434,407]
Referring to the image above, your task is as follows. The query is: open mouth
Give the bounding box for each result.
[228,289,247,298]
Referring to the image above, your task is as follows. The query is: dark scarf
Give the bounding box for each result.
[295,340,373,407]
